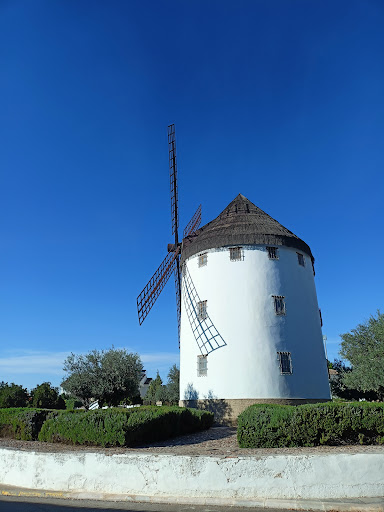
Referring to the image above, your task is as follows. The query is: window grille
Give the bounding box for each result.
[197,300,207,321]
[229,247,243,261]
[197,355,207,377]
[277,352,292,374]
[273,295,286,315]
[267,246,278,259]
[297,253,305,266]
[198,253,207,267]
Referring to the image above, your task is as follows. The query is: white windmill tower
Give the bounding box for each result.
[137,125,331,423]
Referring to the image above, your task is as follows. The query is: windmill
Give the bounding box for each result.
[137,125,331,422]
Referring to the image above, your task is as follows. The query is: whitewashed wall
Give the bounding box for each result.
[180,245,331,401]
[1,448,384,502]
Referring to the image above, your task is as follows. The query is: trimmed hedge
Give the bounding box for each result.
[38,406,214,447]
[0,408,59,441]
[237,402,384,448]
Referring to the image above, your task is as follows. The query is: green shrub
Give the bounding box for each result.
[38,406,214,447]
[237,402,384,448]
[65,398,83,410]
[0,408,59,440]
[237,404,294,448]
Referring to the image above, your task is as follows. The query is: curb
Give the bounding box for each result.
[1,486,384,511]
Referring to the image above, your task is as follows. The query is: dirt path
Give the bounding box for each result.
[1,428,384,457]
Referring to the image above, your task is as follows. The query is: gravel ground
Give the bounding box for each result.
[1,428,384,457]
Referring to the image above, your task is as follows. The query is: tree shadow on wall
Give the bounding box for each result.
[184,382,199,400]
[183,385,233,425]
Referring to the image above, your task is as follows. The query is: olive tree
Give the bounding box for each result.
[61,348,143,408]
[340,311,384,400]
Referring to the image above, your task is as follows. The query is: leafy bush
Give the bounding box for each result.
[0,408,59,440]
[237,402,384,448]
[65,398,83,410]
[38,406,213,447]
[237,404,294,448]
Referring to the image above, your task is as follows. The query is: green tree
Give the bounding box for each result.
[0,382,28,408]
[329,359,369,401]
[340,311,384,400]
[144,371,163,405]
[61,348,143,408]
[145,365,180,405]
[30,382,66,409]
[165,364,179,405]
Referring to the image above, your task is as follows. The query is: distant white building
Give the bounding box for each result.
[179,194,331,421]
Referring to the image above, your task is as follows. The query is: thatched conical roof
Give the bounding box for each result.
[181,194,313,263]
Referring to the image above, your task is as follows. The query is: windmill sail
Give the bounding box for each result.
[137,249,180,325]
[174,259,181,346]
[168,124,179,239]
[183,204,202,238]
[182,265,226,355]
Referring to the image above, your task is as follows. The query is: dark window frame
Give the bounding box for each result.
[273,295,286,315]
[229,246,243,262]
[277,351,293,375]
[297,252,305,267]
[267,246,279,260]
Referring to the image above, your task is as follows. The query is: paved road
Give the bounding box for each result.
[0,495,309,512]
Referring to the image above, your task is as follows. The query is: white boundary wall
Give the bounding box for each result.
[1,448,384,501]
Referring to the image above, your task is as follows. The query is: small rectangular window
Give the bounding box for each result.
[267,246,278,259]
[277,352,292,374]
[198,253,207,267]
[229,247,243,261]
[297,253,305,266]
[197,300,207,321]
[273,295,286,315]
[197,355,207,377]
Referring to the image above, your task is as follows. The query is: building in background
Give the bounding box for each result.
[139,369,152,399]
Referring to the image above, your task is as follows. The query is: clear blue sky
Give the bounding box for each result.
[1,1,383,390]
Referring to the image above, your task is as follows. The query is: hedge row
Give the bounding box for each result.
[0,408,59,440]
[237,402,384,448]
[38,406,213,447]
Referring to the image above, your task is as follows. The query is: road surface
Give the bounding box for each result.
[0,495,311,512]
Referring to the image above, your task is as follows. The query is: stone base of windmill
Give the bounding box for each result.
[179,398,331,426]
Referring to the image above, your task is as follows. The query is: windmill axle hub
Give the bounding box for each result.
[167,243,181,253]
